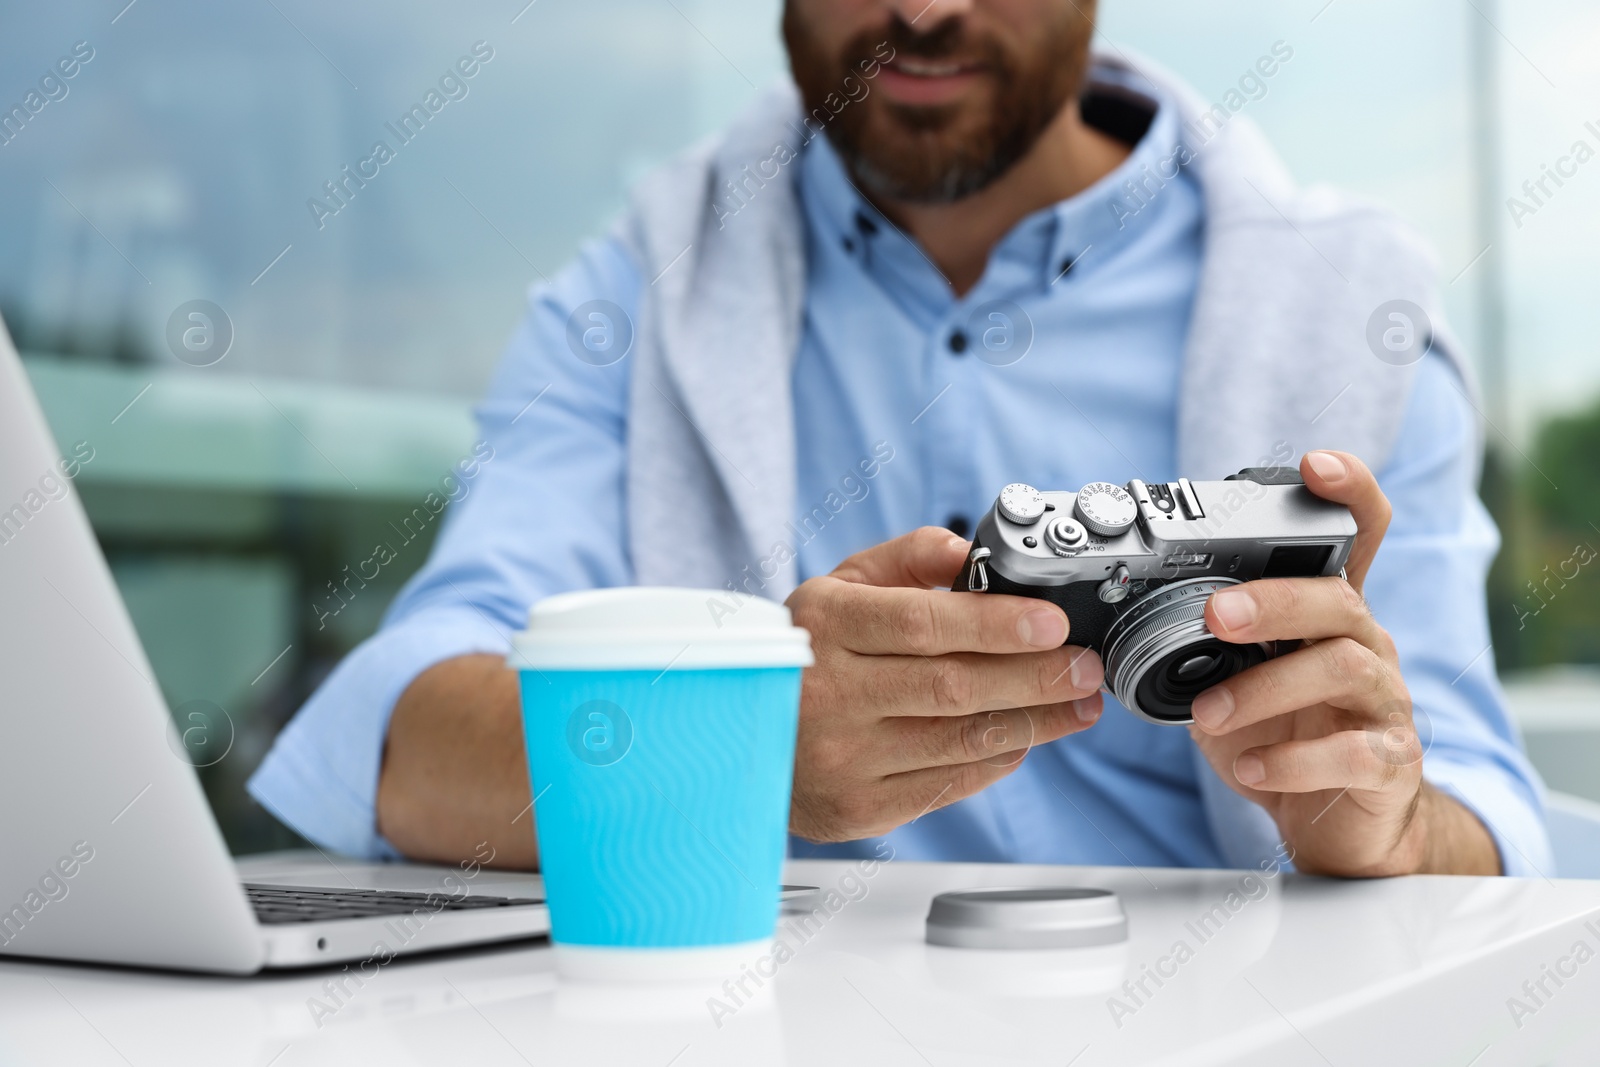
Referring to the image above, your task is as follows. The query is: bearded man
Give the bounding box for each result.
[252,0,1550,879]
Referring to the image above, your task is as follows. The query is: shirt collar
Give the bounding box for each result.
[798,61,1186,296]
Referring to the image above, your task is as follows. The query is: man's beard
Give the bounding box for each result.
[783,7,1094,204]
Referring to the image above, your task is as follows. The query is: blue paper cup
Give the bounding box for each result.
[511,588,812,980]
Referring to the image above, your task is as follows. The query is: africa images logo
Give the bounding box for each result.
[1365,299,1433,367]
[565,700,632,767]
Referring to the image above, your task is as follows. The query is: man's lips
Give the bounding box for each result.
[875,55,986,106]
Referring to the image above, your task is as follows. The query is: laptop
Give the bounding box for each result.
[0,319,555,972]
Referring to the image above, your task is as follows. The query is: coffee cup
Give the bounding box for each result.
[510,587,812,979]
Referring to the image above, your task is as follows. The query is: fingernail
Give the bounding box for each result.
[1210,589,1257,632]
[1069,649,1104,691]
[1234,753,1266,786]
[1191,687,1234,730]
[1018,608,1066,648]
[1073,698,1101,725]
[1306,450,1347,483]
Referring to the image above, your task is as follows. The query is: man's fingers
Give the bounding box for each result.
[887,695,1103,773]
[1232,729,1422,794]
[863,646,1104,718]
[831,525,973,589]
[1204,574,1388,649]
[793,695,1102,842]
[1191,639,1400,735]
[1300,450,1390,590]
[881,755,1032,827]
[808,751,1031,842]
[808,580,1072,656]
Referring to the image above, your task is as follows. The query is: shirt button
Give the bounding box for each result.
[948,330,969,355]
[946,514,971,538]
[842,236,856,254]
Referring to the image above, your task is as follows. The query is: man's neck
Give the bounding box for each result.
[869,101,1132,296]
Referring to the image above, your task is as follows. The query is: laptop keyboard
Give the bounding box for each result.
[243,883,545,926]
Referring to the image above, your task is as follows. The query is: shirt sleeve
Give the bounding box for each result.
[1365,351,1553,877]
[247,235,642,858]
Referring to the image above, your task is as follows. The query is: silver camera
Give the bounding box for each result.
[953,468,1357,724]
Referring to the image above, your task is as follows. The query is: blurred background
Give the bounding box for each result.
[2,0,1596,853]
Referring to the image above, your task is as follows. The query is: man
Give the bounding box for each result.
[250,0,1550,878]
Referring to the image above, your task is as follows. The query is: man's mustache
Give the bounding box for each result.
[846,14,1002,71]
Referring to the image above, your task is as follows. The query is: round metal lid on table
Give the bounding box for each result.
[925,887,1128,949]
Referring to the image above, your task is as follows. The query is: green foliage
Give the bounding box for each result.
[1532,399,1600,535]
[1491,399,1600,669]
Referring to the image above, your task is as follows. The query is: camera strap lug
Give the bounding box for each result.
[965,547,991,593]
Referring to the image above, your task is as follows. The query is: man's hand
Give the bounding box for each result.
[785,527,1105,842]
[1187,451,1500,876]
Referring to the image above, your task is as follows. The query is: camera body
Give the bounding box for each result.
[953,468,1357,724]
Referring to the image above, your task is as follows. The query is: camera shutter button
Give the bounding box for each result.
[1044,516,1089,555]
[1074,482,1137,537]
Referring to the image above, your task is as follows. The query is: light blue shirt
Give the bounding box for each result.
[249,82,1550,876]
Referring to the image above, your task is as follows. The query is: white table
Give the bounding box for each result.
[2,853,1599,1066]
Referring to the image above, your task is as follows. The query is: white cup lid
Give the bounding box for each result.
[509,587,813,671]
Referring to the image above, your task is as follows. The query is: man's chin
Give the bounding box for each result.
[842,111,1005,204]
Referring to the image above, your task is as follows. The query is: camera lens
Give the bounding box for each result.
[1137,639,1266,721]
[1101,578,1273,724]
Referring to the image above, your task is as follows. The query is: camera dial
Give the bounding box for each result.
[1074,482,1137,537]
[998,483,1047,525]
